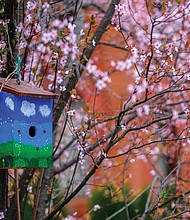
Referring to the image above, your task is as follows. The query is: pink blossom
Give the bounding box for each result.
[42,2,50,12]
[0,212,4,220]
[130,158,135,163]
[80,29,85,36]
[26,1,37,10]
[86,61,97,74]
[185,73,190,80]
[37,43,47,53]
[60,57,66,68]
[92,39,96,46]
[115,59,132,71]
[79,151,85,165]
[172,110,179,120]
[24,14,33,24]
[33,23,41,34]
[71,94,77,99]
[42,30,57,44]
[48,83,55,91]
[16,22,23,32]
[67,110,75,116]
[68,23,76,32]
[114,3,128,17]
[47,74,54,81]
[150,170,156,176]
[57,73,63,84]
[111,61,116,67]
[143,104,150,115]
[103,75,111,83]
[27,186,32,193]
[0,41,6,50]
[121,125,126,130]
[52,19,64,29]
[0,59,5,72]
[95,79,106,90]
[93,204,101,211]
[135,77,141,85]
[136,107,143,117]
[59,85,66,92]
[128,84,134,92]
[136,79,148,94]
[102,152,107,158]
[129,173,132,179]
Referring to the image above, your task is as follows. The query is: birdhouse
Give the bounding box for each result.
[0,78,57,168]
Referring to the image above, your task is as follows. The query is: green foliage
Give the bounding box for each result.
[0,141,52,167]
[0,2,5,18]
[90,188,148,220]
[46,177,68,220]
[20,199,33,220]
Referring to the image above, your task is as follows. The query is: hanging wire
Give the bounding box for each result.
[16,0,21,85]
[0,68,18,92]
[16,55,21,84]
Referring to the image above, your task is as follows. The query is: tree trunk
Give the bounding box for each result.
[0,0,17,215]
[0,170,8,213]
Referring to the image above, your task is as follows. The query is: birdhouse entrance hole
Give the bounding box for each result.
[29,126,36,137]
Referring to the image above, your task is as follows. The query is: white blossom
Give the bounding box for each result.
[150,170,156,176]
[93,204,101,211]
[67,110,75,116]
[172,109,178,120]
[136,107,143,117]
[80,29,85,36]
[0,212,4,220]
[92,39,96,46]
[59,85,66,92]
[27,186,32,193]
[143,104,150,115]
[95,79,106,90]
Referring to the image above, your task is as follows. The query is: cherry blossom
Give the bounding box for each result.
[0,59,5,72]
[0,212,4,220]
[67,110,75,116]
[93,204,101,211]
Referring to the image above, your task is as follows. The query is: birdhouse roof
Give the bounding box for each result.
[0,78,58,98]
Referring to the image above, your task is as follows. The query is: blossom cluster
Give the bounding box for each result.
[17,1,79,87]
[0,38,6,72]
[111,46,138,72]
[86,60,111,90]
[0,59,5,72]
[111,3,128,31]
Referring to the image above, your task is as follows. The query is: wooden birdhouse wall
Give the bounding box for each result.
[0,79,56,168]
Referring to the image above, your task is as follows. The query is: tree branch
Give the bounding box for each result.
[53,0,120,131]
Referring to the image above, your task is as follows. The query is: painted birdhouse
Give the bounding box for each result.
[0,78,57,168]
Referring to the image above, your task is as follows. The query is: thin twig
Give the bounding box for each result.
[32,168,45,220]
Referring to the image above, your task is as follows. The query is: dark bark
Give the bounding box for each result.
[0,170,8,213]
[0,0,17,215]
[36,169,53,220]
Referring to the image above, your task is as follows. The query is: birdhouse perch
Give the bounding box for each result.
[0,78,57,168]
